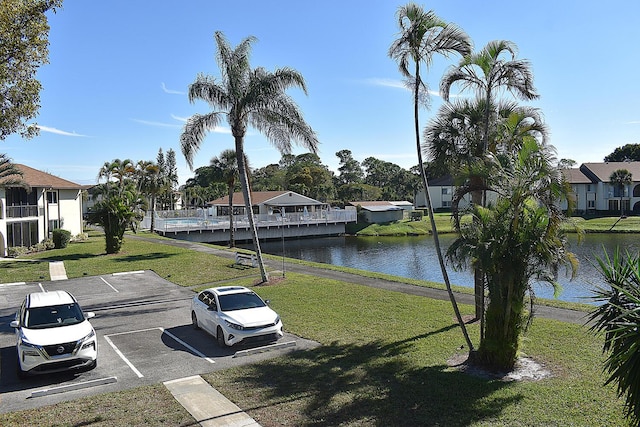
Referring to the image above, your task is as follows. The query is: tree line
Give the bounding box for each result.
[181,149,425,208]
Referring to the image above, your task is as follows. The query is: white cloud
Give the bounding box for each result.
[365,78,407,89]
[161,82,185,95]
[37,125,89,137]
[132,119,182,128]
[364,78,442,97]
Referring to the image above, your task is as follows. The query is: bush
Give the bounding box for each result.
[7,246,29,257]
[52,229,72,249]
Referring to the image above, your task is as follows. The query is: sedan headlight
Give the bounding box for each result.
[224,319,245,330]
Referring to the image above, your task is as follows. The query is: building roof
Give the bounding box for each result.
[579,162,640,183]
[561,168,592,184]
[209,190,324,206]
[0,164,83,190]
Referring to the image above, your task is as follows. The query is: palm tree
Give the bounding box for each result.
[98,158,136,196]
[136,160,165,232]
[609,169,632,217]
[426,99,548,225]
[389,3,474,350]
[210,149,248,248]
[0,154,26,187]
[589,248,640,426]
[180,31,319,283]
[447,139,576,370]
[440,39,538,321]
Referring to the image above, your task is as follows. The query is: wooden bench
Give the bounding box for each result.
[235,252,257,267]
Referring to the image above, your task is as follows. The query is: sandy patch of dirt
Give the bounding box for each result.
[447,352,552,382]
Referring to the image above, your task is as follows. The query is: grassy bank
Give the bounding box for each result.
[352,213,640,236]
[0,233,627,426]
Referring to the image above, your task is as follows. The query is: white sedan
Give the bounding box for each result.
[191,286,283,347]
[10,290,97,378]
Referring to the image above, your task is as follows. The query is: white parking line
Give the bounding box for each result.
[100,276,119,293]
[112,270,145,276]
[104,327,215,378]
[31,377,118,398]
[104,335,144,378]
[160,327,215,364]
[0,281,26,287]
[38,282,45,292]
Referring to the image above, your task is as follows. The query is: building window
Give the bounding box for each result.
[442,200,452,208]
[46,191,58,204]
[441,188,449,195]
[587,200,595,209]
[7,221,38,248]
[48,219,59,231]
[587,184,592,192]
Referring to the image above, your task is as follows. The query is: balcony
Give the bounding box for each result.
[6,205,39,218]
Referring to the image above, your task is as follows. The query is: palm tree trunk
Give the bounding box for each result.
[150,194,156,233]
[235,136,269,282]
[414,67,474,352]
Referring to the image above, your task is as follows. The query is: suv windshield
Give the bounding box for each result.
[25,303,85,329]
[218,292,266,311]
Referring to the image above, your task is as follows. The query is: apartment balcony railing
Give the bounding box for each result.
[6,205,39,218]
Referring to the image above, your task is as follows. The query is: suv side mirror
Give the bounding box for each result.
[10,320,18,328]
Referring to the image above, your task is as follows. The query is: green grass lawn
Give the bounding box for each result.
[353,214,640,237]
[0,232,255,286]
[0,232,629,426]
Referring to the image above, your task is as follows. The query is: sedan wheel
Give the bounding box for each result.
[216,326,226,347]
[191,311,200,330]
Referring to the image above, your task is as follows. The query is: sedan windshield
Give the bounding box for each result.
[218,292,266,312]
[25,303,85,329]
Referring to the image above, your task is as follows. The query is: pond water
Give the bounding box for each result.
[251,233,640,304]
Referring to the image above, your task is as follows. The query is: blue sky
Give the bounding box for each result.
[4,1,640,186]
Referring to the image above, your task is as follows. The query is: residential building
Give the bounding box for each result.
[347,201,408,224]
[0,164,83,256]
[562,162,640,214]
[414,162,640,215]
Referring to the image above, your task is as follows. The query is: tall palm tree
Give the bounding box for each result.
[210,149,248,248]
[136,160,164,232]
[609,169,632,217]
[180,31,319,283]
[389,3,474,350]
[447,138,576,370]
[440,39,539,321]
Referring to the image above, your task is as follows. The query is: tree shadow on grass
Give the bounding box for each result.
[113,252,175,263]
[207,331,522,426]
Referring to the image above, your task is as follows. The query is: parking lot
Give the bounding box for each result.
[0,270,317,413]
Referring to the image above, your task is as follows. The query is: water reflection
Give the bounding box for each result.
[249,233,640,304]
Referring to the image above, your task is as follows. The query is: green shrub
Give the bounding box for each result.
[7,246,29,257]
[52,229,72,249]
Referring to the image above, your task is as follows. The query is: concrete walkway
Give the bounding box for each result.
[164,376,261,427]
[49,261,68,280]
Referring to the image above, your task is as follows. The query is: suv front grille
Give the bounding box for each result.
[43,341,77,357]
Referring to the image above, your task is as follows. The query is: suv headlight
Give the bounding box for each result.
[19,335,41,356]
[79,329,96,351]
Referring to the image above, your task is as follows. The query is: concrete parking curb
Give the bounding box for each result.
[164,375,261,427]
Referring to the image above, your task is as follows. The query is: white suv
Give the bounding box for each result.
[10,290,97,378]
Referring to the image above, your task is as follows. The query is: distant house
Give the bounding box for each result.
[0,164,84,256]
[561,162,640,214]
[415,162,640,215]
[208,190,327,217]
[347,201,407,224]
